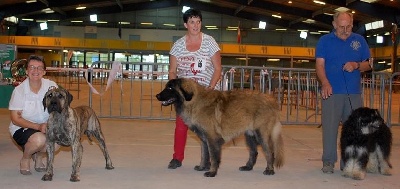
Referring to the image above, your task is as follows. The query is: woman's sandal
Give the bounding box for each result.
[20,158,32,175]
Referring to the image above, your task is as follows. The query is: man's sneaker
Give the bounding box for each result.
[321,162,334,174]
[168,159,182,169]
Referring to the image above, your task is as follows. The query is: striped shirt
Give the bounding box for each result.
[170,33,221,90]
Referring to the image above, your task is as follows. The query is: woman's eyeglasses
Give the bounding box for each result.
[28,65,45,71]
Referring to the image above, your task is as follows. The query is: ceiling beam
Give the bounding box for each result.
[38,0,49,7]
[116,0,123,11]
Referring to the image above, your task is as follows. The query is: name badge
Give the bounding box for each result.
[194,57,206,71]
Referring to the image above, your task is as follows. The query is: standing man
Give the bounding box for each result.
[315,11,371,173]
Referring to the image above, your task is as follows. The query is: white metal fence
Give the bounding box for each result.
[46,61,399,126]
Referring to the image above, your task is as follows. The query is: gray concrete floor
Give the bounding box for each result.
[0,107,399,189]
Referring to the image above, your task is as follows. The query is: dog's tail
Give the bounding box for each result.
[272,121,284,168]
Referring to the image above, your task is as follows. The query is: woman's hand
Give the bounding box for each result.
[38,123,47,133]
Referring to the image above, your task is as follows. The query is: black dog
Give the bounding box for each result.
[340,107,392,180]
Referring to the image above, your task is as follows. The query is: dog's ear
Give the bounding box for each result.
[66,89,73,106]
[181,86,193,101]
[42,92,47,112]
[178,79,194,101]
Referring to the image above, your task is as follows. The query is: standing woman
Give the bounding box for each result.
[167,8,222,169]
[9,55,58,175]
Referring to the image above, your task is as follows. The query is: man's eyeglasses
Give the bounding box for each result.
[28,65,45,71]
[337,25,353,31]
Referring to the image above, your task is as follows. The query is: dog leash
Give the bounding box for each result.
[341,64,354,111]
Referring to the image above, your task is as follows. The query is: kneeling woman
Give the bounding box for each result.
[8,55,58,175]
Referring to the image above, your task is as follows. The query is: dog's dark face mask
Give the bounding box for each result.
[156,79,193,106]
[43,88,73,113]
[355,107,385,134]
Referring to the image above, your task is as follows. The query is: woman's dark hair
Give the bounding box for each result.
[26,55,46,70]
[183,8,202,23]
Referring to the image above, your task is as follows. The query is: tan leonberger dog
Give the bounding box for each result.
[156,78,284,177]
[42,87,114,182]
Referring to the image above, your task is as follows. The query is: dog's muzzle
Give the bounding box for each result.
[47,100,62,113]
[156,93,176,106]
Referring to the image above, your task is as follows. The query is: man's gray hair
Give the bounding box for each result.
[333,11,353,22]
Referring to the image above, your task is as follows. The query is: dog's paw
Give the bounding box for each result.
[41,174,53,181]
[70,174,80,182]
[194,165,210,171]
[352,171,366,180]
[381,168,392,176]
[106,165,114,170]
[263,168,275,175]
[341,170,352,178]
[239,165,253,171]
[204,171,217,177]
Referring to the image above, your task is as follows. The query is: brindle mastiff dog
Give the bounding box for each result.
[42,87,114,182]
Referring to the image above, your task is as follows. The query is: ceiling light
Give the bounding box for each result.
[365,20,384,31]
[376,36,383,44]
[302,19,315,23]
[90,14,97,22]
[275,28,287,31]
[47,20,59,22]
[42,8,54,13]
[313,0,326,5]
[76,6,86,10]
[71,20,83,23]
[236,58,250,60]
[205,25,217,28]
[288,1,292,3]
[207,27,218,30]
[300,31,308,39]
[272,14,281,18]
[251,28,262,30]
[26,0,36,3]
[318,30,330,33]
[40,22,48,30]
[163,24,176,27]
[119,22,130,25]
[360,0,379,3]
[267,59,280,62]
[310,32,321,34]
[259,21,266,29]
[5,16,18,24]
[21,18,34,21]
[182,6,190,13]
[335,7,349,12]
[96,21,107,24]
[323,12,334,16]
[141,22,153,25]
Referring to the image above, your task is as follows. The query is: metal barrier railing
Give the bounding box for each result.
[45,61,398,126]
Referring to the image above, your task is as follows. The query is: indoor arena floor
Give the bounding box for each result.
[0,107,399,189]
